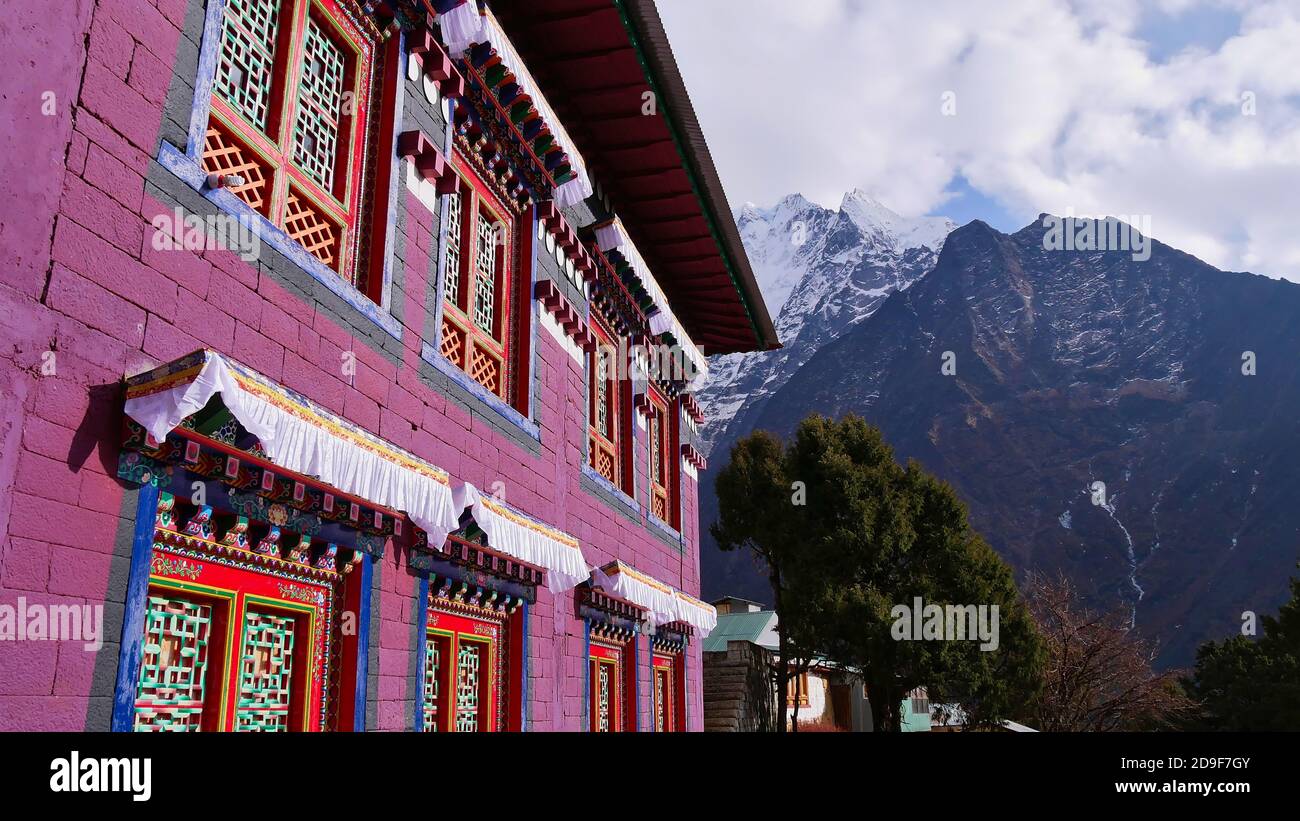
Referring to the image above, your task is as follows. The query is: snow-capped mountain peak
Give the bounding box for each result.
[700,191,957,454]
[839,189,955,255]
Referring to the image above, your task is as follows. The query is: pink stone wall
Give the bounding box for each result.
[0,0,706,731]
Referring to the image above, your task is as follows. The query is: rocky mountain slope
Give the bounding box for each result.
[702,216,1300,668]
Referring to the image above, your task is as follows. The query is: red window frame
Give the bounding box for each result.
[438,151,520,402]
[132,496,351,733]
[646,387,679,527]
[202,0,393,295]
[652,651,687,732]
[589,638,634,733]
[421,603,507,733]
[588,316,630,491]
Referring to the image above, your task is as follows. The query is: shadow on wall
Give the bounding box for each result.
[71,382,126,477]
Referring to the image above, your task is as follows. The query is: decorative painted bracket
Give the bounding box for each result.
[410,532,544,606]
[122,420,404,551]
[537,201,595,281]
[681,442,707,471]
[681,394,705,425]
[397,129,450,184]
[408,24,465,98]
[652,621,693,651]
[578,585,646,638]
[355,0,401,37]
[633,392,654,420]
[534,278,596,352]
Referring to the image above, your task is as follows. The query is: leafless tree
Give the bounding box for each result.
[1025,573,1194,731]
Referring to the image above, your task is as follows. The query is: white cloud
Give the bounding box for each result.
[659,0,1300,280]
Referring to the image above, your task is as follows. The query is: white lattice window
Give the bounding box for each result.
[596,369,609,437]
[439,158,514,403]
[473,216,498,333]
[650,410,662,482]
[596,663,611,732]
[444,191,462,305]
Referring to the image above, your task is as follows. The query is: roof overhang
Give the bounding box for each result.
[486,0,779,355]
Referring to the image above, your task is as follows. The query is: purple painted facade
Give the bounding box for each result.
[0,0,754,731]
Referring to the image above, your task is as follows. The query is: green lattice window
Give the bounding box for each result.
[133,595,213,732]
[455,643,481,732]
[214,0,281,131]
[444,192,462,306]
[203,0,383,288]
[293,15,346,190]
[421,636,443,732]
[235,610,297,732]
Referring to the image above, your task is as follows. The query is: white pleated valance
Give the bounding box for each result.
[592,561,718,637]
[435,0,482,54]
[592,561,679,628]
[452,482,589,593]
[592,216,709,382]
[123,350,461,547]
[437,2,592,208]
[674,591,719,637]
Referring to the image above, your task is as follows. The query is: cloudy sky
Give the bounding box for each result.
[658,0,1300,281]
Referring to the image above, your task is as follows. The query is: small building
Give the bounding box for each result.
[702,597,936,732]
[701,603,778,732]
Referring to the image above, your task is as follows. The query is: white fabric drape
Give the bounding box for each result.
[674,591,719,637]
[124,351,461,547]
[591,561,718,637]
[592,562,680,628]
[436,0,483,56]
[452,482,589,593]
[553,176,594,210]
[593,221,623,254]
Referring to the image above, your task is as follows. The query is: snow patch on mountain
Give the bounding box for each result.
[698,192,955,454]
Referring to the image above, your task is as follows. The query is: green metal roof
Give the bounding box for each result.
[701,611,778,653]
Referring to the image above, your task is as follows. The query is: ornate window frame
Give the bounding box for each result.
[410,531,537,732]
[645,385,679,529]
[421,598,505,733]
[157,0,404,340]
[578,586,644,733]
[113,439,377,734]
[651,627,689,733]
[436,149,523,403]
[587,314,630,492]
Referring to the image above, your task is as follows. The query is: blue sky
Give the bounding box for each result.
[1136,2,1241,61]
[660,0,1300,281]
[932,174,1021,233]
